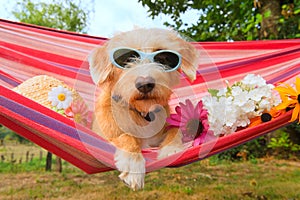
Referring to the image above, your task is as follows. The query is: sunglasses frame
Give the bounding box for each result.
[109,47,182,72]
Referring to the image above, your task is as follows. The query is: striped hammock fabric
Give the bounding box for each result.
[0,19,299,174]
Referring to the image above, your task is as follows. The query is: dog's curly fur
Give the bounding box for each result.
[89,28,199,190]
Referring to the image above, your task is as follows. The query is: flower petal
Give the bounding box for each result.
[199,109,208,119]
[276,100,296,110]
[175,105,182,115]
[169,113,182,122]
[56,102,64,109]
[275,85,297,97]
[166,118,181,126]
[185,99,195,115]
[197,100,204,108]
[249,117,262,127]
[180,105,192,120]
[290,104,300,122]
[296,77,300,94]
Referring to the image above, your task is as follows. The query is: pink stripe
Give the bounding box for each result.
[1,19,300,174]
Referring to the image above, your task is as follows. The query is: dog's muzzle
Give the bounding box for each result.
[135,76,155,94]
[139,106,162,122]
[111,93,161,122]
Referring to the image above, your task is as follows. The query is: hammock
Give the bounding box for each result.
[0,19,299,174]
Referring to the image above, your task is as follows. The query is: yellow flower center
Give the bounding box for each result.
[57,93,66,101]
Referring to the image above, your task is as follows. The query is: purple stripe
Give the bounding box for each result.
[0,96,114,153]
[268,67,300,84]
[0,73,19,87]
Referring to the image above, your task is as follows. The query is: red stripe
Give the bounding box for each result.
[0,88,114,173]
[0,110,110,174]
[203,45,300,67]
[1,86,80,128]
[0,46,91,81]
[193,39,300,50]
[0,86,108,142]
[0,19,107,44]
[1,41,85,68]
[218,51,300,77]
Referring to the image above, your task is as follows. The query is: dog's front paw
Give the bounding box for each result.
[114,149,146,190]
[158,144,185,159]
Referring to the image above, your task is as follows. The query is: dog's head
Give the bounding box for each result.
[89,28,199,131]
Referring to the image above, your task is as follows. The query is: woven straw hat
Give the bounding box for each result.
[13,75,90,127]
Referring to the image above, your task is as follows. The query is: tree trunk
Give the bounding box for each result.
[56,157,62,173]
[45,151,52,171]
[258,0,281,39]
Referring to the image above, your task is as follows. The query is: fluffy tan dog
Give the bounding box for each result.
[89,28,199,190]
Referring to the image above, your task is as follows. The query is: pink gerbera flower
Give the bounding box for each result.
[166,99,210,146]
[65,100,92,128]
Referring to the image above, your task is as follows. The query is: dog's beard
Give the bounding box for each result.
[112,92,165,122]
[111,92,168,139]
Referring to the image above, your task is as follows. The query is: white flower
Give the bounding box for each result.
[231,86,243,97]
[242,100,256,113]
[202,96,217,114]
[235,115,250,127]
[241,74,266,87]
[203,96,226,136]
[203,95,241,136]
[48,86,73,109]
[259,98,272,111]
[233,91,249,106]
[260,85,273,98]
[248,88,263,101]
[217,88,228,96]
[202,74,277,137]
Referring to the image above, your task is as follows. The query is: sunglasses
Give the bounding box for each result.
[109,47,182,72]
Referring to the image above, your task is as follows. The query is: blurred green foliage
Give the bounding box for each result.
[139,0,300,41]
[0,125,29,144]
[268,132,300,156]
[12,0,91,33]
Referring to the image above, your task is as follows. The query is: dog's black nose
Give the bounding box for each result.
[135,76,155,94]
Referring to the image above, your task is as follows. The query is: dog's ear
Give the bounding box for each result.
[178,41,199,82]
[88,44,113,85]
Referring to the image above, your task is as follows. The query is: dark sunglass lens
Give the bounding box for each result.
[113,49,140,67]
[154,52,179,69]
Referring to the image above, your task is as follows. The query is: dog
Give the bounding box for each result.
[89,28,199,190]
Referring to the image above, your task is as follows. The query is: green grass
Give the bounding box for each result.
[1,158,299,200]
[0,143,299,200]
[0,158,45,173]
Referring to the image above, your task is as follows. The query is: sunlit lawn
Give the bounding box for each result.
[0,155,299,200]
